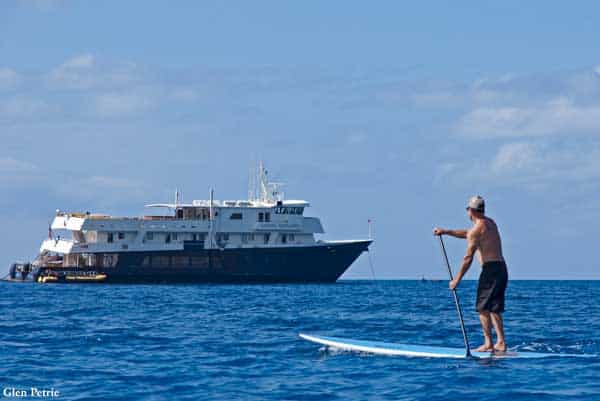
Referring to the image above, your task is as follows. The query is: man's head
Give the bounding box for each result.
[466,195,485,220]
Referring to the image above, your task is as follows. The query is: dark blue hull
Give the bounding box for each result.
[35,241,372,284]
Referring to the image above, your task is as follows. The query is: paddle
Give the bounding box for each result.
[437,235,472,357]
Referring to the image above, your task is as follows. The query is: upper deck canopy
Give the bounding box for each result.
[145,199,310,209]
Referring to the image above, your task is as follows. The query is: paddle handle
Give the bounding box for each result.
[438,235,472,357]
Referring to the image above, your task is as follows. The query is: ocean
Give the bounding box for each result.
[1,280,599,401]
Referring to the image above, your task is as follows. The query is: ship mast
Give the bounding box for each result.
[259,161,269,202]
[208,188,215,249]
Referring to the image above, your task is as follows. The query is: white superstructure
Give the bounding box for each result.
[40,163,325,258]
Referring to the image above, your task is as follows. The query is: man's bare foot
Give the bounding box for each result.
[494,342,507,352]
[475,344,494,352]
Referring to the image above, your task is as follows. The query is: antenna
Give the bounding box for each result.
[248,165,253,201]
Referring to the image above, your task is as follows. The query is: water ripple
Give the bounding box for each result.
[0,280,599,400]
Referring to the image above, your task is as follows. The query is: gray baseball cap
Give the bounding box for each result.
[466,195,485,212]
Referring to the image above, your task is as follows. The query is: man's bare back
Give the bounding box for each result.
[470,217,504,266]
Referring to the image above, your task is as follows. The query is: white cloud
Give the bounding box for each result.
[92,92,156,117]
[411,90,465,108]
[491,142,539,173]
[457,98,600,138]
[411,66,600,119]
[0,68,22,90]
[78,176,145,199]
[88,176,142,190]
[55,175,147,203]
[0,157,40,186]
[346,132,367,145]
[440,140,600,190]
[61,53,94,69]
[449,67,600,139]
[411,67,600,192]
[0,157,37,173]
[0,96,57,120]
[168,87,200,103]
[46,54,140,90]
[46,53,96,89]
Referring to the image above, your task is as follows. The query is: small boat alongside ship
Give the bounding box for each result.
[4,164,372,284]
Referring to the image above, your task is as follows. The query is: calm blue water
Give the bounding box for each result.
[1,280,599,401]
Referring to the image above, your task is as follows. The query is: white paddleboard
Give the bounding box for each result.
[299,333,592,359]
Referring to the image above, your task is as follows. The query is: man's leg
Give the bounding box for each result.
[476,311,494,352]
[490,312,506,352]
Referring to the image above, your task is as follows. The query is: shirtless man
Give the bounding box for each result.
[433,196,509,352]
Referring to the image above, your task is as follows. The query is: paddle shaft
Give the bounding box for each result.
[437,235,472,357]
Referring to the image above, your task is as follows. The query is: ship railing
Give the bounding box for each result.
[142,216,177,221]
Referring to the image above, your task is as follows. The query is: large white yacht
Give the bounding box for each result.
[7,164,372,283]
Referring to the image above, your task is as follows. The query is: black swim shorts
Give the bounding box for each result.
[476,261,508,313]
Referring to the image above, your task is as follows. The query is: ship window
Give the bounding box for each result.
[265,212,271,222]
[193,233,205,241]
[172,233,178,241]
[103,254,118,267]
[230,212,243,220]
[172,256,189,267]
[165,234,171,244]
[258,212,264,222]
[281,234,287,244]
[118,232,125,240]
[146,232,154,240]
[197,208,208,220]
[190,256,209,267]
[107,233,114,243]
[153,256,170,267]
[85,254,96,267]
[142,256,150,267]
[176,209,184,219]
[264,233,270,244]
[289,234,295,241]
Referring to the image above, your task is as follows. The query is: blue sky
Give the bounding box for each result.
[1,1,599,279]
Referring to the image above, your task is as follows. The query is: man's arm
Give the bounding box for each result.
[449,231,478,290]
[433,228,468,239]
